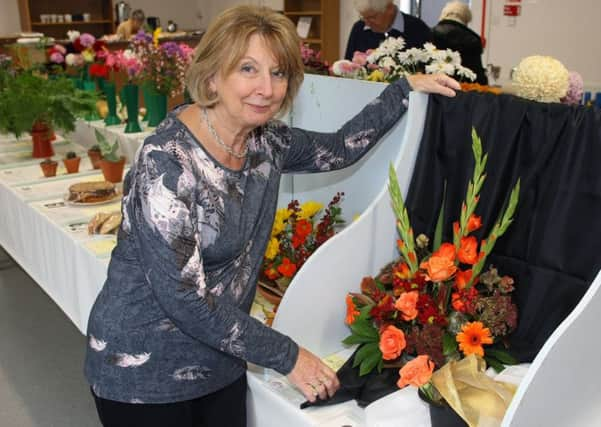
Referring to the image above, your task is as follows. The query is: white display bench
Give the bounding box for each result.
[247,75,432,426]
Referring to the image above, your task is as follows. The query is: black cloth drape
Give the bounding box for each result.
[405,92,601,362]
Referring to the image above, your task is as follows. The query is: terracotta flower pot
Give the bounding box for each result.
[31,122,54,158]
[257,279,284,306]
[40,160,58,177]
[88,149,103,169]
[100,156,126,183]
[63,156,81,174]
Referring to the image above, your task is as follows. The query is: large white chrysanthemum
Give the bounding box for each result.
[512,55,569,102]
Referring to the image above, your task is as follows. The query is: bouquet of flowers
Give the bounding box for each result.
[64,31,108,81]
[343,129,520,389]
[259,193,345,299]
[332,38,476,83]
[131,31,194,97]
[300,43,329,76]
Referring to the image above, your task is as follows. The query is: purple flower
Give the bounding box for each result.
[133,30,153,44]
[161,42,181,57]
[561,71,584,105]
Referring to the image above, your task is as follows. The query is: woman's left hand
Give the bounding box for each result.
[406,73,461,97]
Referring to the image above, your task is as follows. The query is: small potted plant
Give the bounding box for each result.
[40,158,58,177]
[95,129,126,183]
[87,144,103,169]
[0,69,97,158]
[63,151,81,173]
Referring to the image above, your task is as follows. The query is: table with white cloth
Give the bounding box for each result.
[0,75,535,427]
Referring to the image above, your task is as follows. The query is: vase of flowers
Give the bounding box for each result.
[332,38,477,83]
[132,33,194,127]
[342,129,521,419]
[259,193,345,306]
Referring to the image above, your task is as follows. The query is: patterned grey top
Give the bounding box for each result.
[84,78,411,404]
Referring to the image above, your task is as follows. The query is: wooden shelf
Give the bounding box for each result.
[32,20,112,26]
[284,0,339,64]
[17,0,115,39]
[284,11,322,16]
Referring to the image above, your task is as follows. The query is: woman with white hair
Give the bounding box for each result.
[432,1,488,84]
[345,0,431,60]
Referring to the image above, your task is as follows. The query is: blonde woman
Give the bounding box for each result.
[84,5,459,426]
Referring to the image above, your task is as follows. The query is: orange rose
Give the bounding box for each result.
[467,214,482,232]
[420,243,457,282]
[397,355,435,388]
[264,266,279,280]
[277,257,297,278]
[458,236,478,265]
[394,291,419,321]
[454,269,473,290]
[345,295,360,325]
[451,292,465,311]
[291,233,306,249]
[379,325,406,360]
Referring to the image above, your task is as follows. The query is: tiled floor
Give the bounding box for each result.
[0,247,100,427]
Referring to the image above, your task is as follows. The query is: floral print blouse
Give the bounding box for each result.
[84,78,411,403]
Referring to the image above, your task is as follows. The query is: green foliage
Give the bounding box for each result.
[0,70,97,138]
[65,151,78,159]
[94,129,120,162]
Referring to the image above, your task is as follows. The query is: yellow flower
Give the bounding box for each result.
[271,208,290,236]
[264,237,280,260]
[82,49,95,63]
[153,27,162,46]
[297,201,323,220]
[367,69,385,82]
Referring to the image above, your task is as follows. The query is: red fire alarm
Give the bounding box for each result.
[503,4,521,16]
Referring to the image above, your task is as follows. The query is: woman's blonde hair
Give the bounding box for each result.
[185,5,304,114]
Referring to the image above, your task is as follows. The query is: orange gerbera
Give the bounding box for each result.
[345,295,360,325]
[277,257,297,278]
[295,219,312,238]
[456,321,493,357]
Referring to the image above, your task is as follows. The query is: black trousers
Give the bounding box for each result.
[92,375,247,427]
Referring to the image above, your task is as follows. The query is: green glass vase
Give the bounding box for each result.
[82,80,100,121]
[145,86,168,127]
[120,83,142,133]
[102,81,121,126]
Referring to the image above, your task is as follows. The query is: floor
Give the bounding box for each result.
[0,246,100,427]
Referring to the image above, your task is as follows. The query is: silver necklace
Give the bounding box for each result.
[201,108,248,159]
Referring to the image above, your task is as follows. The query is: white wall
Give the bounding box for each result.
[480,0,601,89]
[128,0,204,30]
[0,0,21,34]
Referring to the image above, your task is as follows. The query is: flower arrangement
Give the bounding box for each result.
[64,31,108,81]
[260,193,345,297]
[343,128,520,391]
[332,38,476,83]
[300,43,329,75]
[512,55,568,103]
[131,31,194,97]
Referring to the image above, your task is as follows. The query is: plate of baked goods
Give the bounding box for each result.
[64,181,122,206]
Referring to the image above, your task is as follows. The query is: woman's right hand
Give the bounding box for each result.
[287,347,340,402]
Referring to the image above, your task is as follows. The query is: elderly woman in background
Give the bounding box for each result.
[84,5,460,427]
[432,1,488,84]
[345,0,431,60]
[115,9,145,40]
